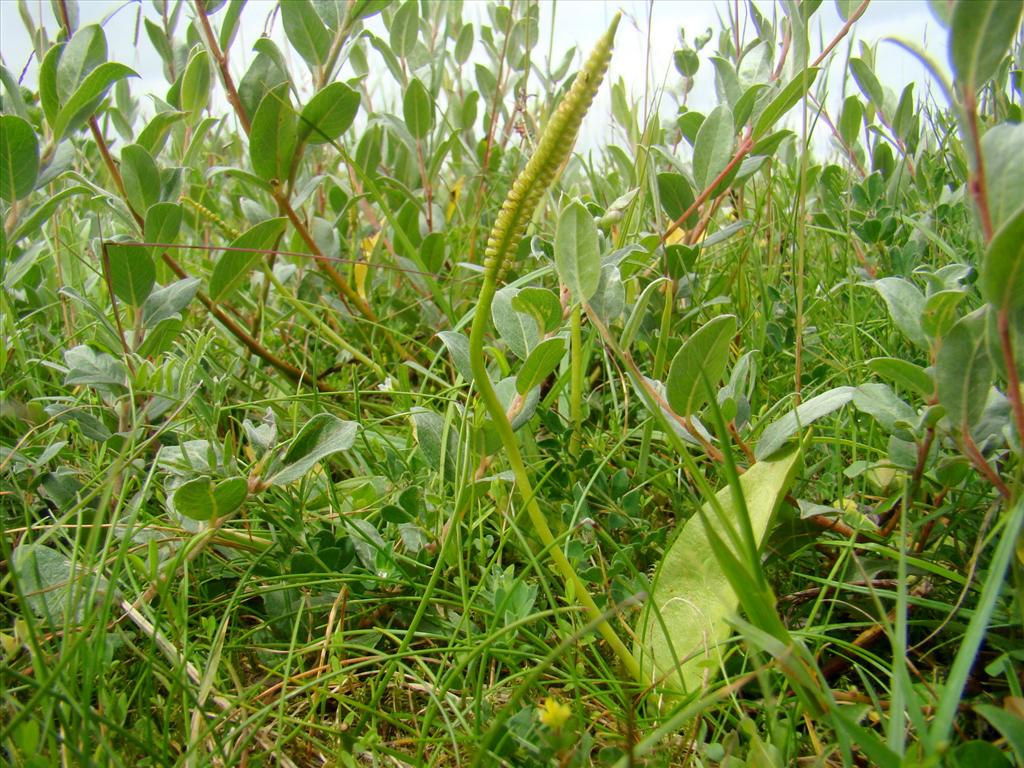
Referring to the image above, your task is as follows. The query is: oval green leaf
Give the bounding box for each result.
[281,0,331,71]
[866,276,928,349]
[120,143,160,216]
[389,0,420,58]
[492,286,541,360]
[981,122,1024,232]
[936,310,993,433]
[0,115,40,202]
[838,95,863,147]
[403,77,434,140]
[250,84,298,182]
[951,0,1024,92]
[982,208,1024,313]
[180,47,212,115]
[270,413,360,486]
[299,82,361,145]
[437,330,474,382]
[516,337,567,395]
[144,202,183,260]
[38,44,64,128]
[172,476,248,521]
[692,103,734,191]
[554,200,601,304]
[410,406,457,478]
[56,24,107,104]
[512,287,564,334]
[666,314,737,418]
[656,172,697,227]
[105,242,155,307]
[635,446,802,698]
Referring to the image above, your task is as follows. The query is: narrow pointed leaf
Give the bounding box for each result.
[0,115,39,202]
[866,357,934,398]
[755,386,856,459]
[53,62,138,140]
[753,67,819,138]
[849,57,884,105]
[209,218,287,302]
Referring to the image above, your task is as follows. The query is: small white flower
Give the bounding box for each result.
[377,376,394,392]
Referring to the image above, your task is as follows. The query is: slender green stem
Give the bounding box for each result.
[465,14,641,683]
[469,288,640,682]
[569,304,584,454]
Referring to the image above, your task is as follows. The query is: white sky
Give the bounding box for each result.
[1,0,950,155]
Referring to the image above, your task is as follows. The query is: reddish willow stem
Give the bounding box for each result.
[193,1,251,135]
[811,0,871,69]
[998,307,1024,451]
[661,129,755,245]
[85,109,319,385]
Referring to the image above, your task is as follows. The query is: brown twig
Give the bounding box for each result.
[661,128,755,245]
[997,306,1024,449]
[821,578,932,680]
[780,578,901,606]
[960,428,1010,500]
[159,250,324,388]
[961,90,994,242]
[193,0,251,134]
[811,0,871,69]
[881,425,935,538]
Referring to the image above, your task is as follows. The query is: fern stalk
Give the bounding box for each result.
[467,14,641,683]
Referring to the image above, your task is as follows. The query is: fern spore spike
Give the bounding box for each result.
[467,13,641,683]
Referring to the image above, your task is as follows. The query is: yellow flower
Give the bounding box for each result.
[538,697,572,730]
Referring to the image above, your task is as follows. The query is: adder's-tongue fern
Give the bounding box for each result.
[481,13,619,286]
[468,14,641,683]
